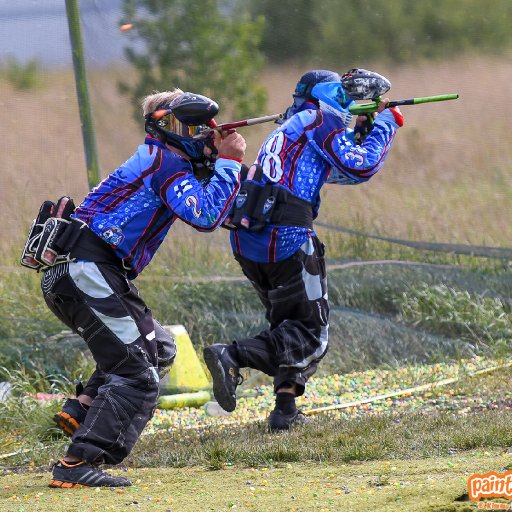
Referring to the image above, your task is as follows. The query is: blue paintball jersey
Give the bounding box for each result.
[73,137,241,278]
[230,105,400,263]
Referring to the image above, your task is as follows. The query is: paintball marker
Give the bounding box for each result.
[349,94,459,115]
[196,68,458,139]
[197,113,284,138]
[162,69,458,145]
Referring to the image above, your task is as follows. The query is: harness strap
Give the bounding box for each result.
[226,165,314,232]
[270,190,313,229]
[69,222,127,269]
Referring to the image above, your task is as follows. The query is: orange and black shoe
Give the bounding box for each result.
[49,459,132,488]
[52,399,88,437]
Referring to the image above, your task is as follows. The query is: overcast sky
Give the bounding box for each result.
[0,0,130,68]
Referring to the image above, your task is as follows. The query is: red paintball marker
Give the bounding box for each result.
[196,113,284,138]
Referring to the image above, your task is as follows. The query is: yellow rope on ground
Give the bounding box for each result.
[303,360,512,416]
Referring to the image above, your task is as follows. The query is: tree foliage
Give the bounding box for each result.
[118,0,512,118]
[250,0,512,65]
[120,0,267,119]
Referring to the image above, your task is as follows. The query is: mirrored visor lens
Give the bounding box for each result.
[164,114,200,137]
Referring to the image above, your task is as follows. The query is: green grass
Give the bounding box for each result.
[2,366,512,468]
[1,257,510,375]
[396,283,512,352]
[1,452,507,512]
[131,409,512,469]
[1,414,511,510]
[1,363,512,510]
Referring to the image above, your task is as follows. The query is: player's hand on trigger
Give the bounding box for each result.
[354,112,377,144]
[355,112,376,127]
[216,130,246,162]
[378,97,404,127]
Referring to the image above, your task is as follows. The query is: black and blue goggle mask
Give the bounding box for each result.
[281,70,355,127]
[145,92,219,162]
[309,81,355,127]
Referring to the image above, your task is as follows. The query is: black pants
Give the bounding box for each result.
[41,261,176,465]
[234,235,329,396]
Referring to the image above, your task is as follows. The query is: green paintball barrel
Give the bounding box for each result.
[350,93,459,115]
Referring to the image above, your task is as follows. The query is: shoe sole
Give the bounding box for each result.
[268,424,289,433]
[49,479,90,488]
[203,347,236,412]
[53,411,80,437]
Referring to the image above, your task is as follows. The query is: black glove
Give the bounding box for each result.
[192,161,214,183]
[353,113,375,145]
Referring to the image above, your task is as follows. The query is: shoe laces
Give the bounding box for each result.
[227,366,244,386]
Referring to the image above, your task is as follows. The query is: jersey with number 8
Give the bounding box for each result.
[229,106,401,263]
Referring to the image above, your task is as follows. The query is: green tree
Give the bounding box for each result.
[120,0,267,119]
[249,0,320,63]
[251,0,512,66]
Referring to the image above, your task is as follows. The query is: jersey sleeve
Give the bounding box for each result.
[152,153,241,231]
[308,109,400,185]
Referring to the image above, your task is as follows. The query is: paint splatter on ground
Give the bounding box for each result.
[146,357,512,434]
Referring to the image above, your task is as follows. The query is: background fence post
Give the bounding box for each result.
[65,0,100,190]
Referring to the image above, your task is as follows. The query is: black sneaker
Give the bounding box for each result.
[53,399,88,437]
[49,460,132,488]
[203,344,242,412]
[268,409,311,432]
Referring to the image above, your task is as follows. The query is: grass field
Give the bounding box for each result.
[2,365,512,511]
[1,453,509,512]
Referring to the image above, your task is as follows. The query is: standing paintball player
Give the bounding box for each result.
[203,69,404,431]
[23,89,245,486]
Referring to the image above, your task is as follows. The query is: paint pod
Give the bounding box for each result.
[158,391,211,410]
[203,401,232,417]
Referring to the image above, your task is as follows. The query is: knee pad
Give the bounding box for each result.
[101,372,159,414]
[153,321,177,378]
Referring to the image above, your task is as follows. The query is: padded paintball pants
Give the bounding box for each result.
[41,261,176,465]
[233,235,329,396]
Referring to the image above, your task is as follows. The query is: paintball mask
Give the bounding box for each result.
[282,69,355,127]
[144,92,219,162]
[340,68,391,100]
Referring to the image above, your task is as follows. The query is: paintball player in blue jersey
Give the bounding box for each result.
[26,89,245,487]
[203,69,403,431]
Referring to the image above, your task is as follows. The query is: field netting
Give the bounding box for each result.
[2,261,510,379]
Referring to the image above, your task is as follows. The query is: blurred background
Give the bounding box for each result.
[0,0,511,379]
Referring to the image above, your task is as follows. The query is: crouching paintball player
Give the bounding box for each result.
[21,89,246,487]
[203,69,404,432]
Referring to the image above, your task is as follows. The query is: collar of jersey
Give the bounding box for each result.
[145,135,167,149]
